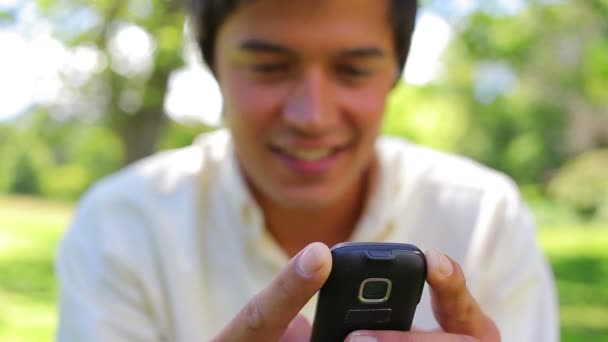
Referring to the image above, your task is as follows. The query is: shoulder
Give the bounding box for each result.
[378,136,519,197]
[377,136,523,218]
[82,129,230,208]
[65,129,231,247]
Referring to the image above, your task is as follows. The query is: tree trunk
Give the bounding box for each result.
[118,109,167,165]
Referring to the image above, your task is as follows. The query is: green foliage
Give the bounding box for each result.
[548,149,608,219]
[0,111,124,201]
[40,164,91,201]
[70,127,124,181]
[0,196,70,342]
[0,126,55,196]
[457,96,567,183]
[583,39,608,107]
[521,184,586,227]
[383,1,608,192]
[0,0,601,222]
[380,1,608,222]
[430,1,608,211]
[383,83,469,151]
[9,154,43,195]
[0,126,17,192]
[35,0,187,164]
[539,227,608,340]
[157,120,218,150]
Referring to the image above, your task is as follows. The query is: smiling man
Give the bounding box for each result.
[214,0,400,257]
[56,0,558,341]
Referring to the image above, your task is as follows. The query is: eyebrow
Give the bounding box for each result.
[239,39,385,59]
[239,39,293,55]
[338,47,385,59]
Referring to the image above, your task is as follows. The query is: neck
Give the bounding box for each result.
[255,163,377,258]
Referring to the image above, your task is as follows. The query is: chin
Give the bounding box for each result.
[272,187,340,210]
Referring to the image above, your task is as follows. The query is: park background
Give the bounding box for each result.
[0,0,607,340]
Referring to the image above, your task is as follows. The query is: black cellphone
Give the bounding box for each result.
[310,242,427,342]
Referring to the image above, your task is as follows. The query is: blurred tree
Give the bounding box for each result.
[0,110,124,200]
[548,149,608,220]
[3,126,55,196]
[0,125,16,192]
[384,82,469,151]
[36,0,186,164]
[157,120,216,150]
[2,0,604,210]
[382,0,608,220]
[438,0,608,184]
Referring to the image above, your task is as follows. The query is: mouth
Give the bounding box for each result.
[270,145,347,161]
[268,143,351,174]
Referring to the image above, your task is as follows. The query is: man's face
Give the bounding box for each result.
[215,0,397,209]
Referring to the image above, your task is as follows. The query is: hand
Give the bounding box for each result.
[211,242,332,342]
[346,249,500,342]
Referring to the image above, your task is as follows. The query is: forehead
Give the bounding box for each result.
[217,0,394,54]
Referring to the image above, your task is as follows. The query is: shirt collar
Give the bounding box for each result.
[350,138,403,242]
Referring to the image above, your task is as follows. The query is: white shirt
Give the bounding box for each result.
[56,130,559,341]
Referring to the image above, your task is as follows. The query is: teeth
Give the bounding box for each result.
[283,148,334,160]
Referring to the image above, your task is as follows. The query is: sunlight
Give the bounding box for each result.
[0,31,33,121]
[107,23,156,76]
[403,11,453,86]
[0,6,457,124]
[0,0,19,9]
[164,65,223,125]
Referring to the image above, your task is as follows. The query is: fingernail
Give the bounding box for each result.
[427,248,453,277]
[297,243,325,277]
[348,333,378,342]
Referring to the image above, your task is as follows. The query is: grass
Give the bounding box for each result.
[539,227,608,341]
[0,195,71,341]
[0,194,607,341]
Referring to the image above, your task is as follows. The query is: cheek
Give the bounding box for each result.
[339,87,389,132]
[222,71,286,125]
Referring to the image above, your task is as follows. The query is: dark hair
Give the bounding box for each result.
[187,0,418,74]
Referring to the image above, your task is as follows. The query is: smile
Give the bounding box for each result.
[278,147,336,161]
[268,144,350,174]
[271,144,351,161]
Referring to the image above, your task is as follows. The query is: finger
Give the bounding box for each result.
[213,242,332,342]
[346,330,478,342]
[425,249,500,341]
[278,314,312,342]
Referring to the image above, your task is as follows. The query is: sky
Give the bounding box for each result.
[0,0,525,125]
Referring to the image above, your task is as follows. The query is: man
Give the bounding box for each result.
[56,0,559,341]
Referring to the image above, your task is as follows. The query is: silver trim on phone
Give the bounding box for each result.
[358,278,392,303]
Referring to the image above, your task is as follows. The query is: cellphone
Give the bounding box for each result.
[310,242,427,342]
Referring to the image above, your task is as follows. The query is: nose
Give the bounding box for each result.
[282,67,336,133]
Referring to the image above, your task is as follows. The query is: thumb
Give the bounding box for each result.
[425,249,500,341]
[279,315,313,342]
[213,242,332,342]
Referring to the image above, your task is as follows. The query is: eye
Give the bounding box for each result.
[337,64,372,78]
[251,63,290,74]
